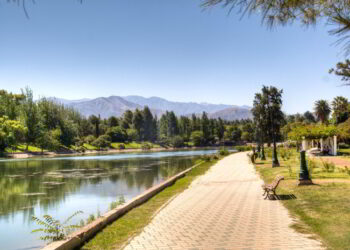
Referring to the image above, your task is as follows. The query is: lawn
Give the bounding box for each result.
[5,144,45,153]
[81,158,220,250]
[254,148,350,250]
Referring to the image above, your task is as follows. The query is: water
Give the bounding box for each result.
[0,149,218,250]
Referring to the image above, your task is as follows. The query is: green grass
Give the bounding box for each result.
[16,144,44,153]
[81,159,220,250]
[254,148,350,250]
[339,148,350,156]
[110,142,161,150]
[83,143,98,150]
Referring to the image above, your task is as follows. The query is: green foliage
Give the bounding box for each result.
[31,211,83,242]
[321,160,336,173]
[141,142,152,150]
[218,147,229,156]
[126,129,138,142]
[0,116,27,151]
[106,126,127,142]
[234,145,252,152]
[190,130,204,146]
[171,136,184,148]
[109,195,126,210]
[91,135,111,149]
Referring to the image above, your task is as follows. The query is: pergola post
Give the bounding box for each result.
[320,138,323,151]
[333,136,337,156]
[302,137,307,151]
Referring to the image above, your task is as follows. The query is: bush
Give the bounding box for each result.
[219,148,229,156]
[91,135,111,149]
[234,145,253,152]
[106,126,127,142]
[126,129,138,142]
[171,136,184,148]
[321,160,335,173]
[84,135,96,144]
[201,155,212,162]
[339,142,350,149]
[141,142,152,150]
[118,143,125,150]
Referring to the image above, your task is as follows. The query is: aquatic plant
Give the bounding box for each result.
[31,211,83,242]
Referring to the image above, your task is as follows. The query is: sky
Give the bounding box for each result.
[0,0,349,114]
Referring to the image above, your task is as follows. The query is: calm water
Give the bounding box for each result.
[0,149,218,250]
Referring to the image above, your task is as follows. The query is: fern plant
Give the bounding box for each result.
[31,211,83,242]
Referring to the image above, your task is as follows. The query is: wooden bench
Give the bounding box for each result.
[262,175,284,199]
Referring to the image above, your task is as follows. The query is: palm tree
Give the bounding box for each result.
[332,96,349,124]
[314,100,331,124]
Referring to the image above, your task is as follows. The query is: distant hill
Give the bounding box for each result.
[51,95,252,121]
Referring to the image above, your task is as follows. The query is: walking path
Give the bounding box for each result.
[124,152,323,250]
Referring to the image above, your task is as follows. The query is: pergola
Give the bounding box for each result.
[302,136,338,156]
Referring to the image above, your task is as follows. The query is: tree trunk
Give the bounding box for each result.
[272,132,280,167]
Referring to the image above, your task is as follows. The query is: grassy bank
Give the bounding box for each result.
[81,158,220,250]
[254,148,350,250]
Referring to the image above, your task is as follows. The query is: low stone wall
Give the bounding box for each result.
[42,162,203,250]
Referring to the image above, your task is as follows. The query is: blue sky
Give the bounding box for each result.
[0,0,348,113]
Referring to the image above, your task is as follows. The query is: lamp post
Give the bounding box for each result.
[298,150,313,185]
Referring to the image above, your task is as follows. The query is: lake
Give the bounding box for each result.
[0,149,218,250]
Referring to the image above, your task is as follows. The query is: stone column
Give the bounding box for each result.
[302,138,307,151]
[333,136,337,156]
[320,138,323,151]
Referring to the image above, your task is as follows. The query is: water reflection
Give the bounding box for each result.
[0,150,216,250]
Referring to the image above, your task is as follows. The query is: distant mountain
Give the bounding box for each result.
[123,96,235,115]
[209,107,253,120]
[50,95,252,121]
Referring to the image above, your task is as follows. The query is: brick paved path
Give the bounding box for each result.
[124,152,323,250]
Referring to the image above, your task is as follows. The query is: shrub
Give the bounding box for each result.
[106,126,127,142]
[31,211,83,242]
[234,145,253,152]
[171,136,184,148]
[118,143,126,150]
[201,155,212,162]
[141,142,152,150]
[126,129,138,142]
[339,142,350,149]
[321,160,335,173]
[219,148,229,156]
[84,135,96,144]
[91,135,111,149]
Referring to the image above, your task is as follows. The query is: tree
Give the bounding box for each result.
[91,135,111,149]
[314,99,331,124]
[332,96,349,124]
[142,106,155,141]
[203,1,350,55]
[216,118,225,142]
[106,126,127,142]
[191,130,205,146]
[329,59,350,85]
[21,87,40,149]
[89,115,101,137]
[252,92,267,160]
[262,86,284,167]
[303,111,316,123]
[122,110,133,129]
[107,116,119,127]
[132,109,144,141]
[0,116,26,152]
[201,112,210,144]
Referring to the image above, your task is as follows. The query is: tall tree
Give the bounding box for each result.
[89,115,101,138]
[142,106,155,141]
[329,59,350,85]
[216,118,225,143]
[314,99,331,124]
[303,111,316,123]
[252,93,267,160]
[132,109,144,141]
[21,87,40,149]
[332,96,349,124]
[201,112,210,144]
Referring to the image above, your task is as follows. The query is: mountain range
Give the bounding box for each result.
[50,96,252,121]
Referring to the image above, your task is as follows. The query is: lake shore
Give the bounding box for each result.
[3,146,221,160]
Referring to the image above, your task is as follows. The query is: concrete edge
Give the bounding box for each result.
[42,161,204,250]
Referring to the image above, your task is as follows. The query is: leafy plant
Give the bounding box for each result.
[86,214,96,224]
[31,211,83,242]
[321,160,335,173]
[219,147,229,156]
[109,195,126,210]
